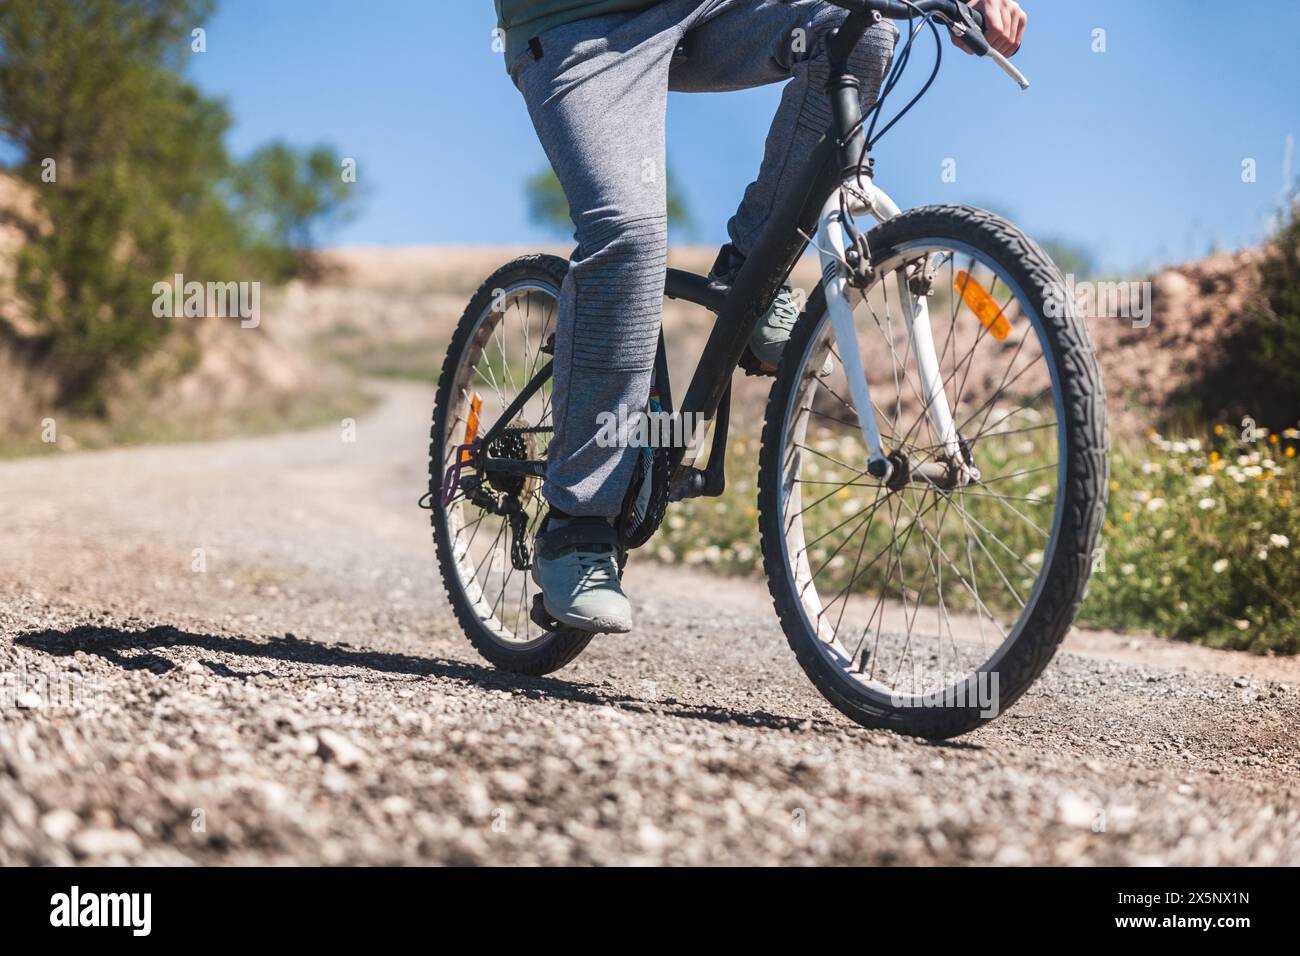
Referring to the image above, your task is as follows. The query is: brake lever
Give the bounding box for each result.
[948,1,990,56]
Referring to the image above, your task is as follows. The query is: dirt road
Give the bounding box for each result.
[1,381,1297,865]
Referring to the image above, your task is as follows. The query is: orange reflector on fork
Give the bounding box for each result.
[461,393,482,462]
[955,270,1012,342]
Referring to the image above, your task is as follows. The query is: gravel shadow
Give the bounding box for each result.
[15,624,830,733]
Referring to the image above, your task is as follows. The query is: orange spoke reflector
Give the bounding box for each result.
[955,271,1012,342]
[461,393,482,462]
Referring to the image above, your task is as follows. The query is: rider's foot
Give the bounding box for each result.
[531,511,632,634]
[708,243,832,376]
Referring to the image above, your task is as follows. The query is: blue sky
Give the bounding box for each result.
[190,0,1299,273]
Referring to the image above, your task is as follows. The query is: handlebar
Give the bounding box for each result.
[820,0,985,31]
[816,0,1029,90]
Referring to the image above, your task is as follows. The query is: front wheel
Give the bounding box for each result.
[758,205,1108,738]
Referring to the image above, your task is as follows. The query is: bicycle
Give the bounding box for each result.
[427,0,1108,739]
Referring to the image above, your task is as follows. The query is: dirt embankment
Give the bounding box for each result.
[1087,250,1279,433]
[0,173,342,443]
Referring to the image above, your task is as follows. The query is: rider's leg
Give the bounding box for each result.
[511,2,713,631]
[671,0,898,256]
[671,1,897,369]
[512,5,694,521]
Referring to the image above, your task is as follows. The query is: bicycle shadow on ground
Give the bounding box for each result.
[15,624,842,735]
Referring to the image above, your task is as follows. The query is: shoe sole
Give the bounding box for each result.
[542,597,632,634]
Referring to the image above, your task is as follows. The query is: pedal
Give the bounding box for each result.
[530,593,563,631]
[738,346,777,378]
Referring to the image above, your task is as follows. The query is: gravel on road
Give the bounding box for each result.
[1,382,1297,865]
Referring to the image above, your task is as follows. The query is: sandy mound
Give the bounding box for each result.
[1087,249,1275,432]
[0,173,335,435]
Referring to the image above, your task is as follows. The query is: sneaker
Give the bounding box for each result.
[531,513,632,633]
[709,243,832,376]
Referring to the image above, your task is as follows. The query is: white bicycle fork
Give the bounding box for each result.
[816,178,964,482]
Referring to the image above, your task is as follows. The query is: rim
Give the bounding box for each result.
[776,238,1066,709]
[438,279,558,648]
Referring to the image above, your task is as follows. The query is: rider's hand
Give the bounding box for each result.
[952,0,1027,57]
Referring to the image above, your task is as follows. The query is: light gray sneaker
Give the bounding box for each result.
[531,515,632,634]
[708,243,833,376]
[747,284,802,371]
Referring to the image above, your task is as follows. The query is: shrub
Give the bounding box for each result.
[1254,193,1300,424]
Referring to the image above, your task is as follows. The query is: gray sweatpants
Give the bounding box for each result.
[511,0,896,516]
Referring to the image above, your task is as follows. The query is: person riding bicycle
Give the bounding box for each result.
[494,0,1027,633]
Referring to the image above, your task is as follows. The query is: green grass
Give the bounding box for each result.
[1084,426,1300,653]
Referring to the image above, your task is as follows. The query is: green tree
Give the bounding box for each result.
[231,142,360,278]
[0,0,359,411]
[525,164,693,238]
[1,0,228,409]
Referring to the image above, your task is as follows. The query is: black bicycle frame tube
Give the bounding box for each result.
[478,271,702,454]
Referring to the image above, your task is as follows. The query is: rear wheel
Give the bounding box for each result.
[758,205,1108,738]
[429,255,594,675]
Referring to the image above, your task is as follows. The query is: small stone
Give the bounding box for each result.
[71,827,143,858]
[40,809,81,841]
[637,821,668,852]
[492,770,529,796]
[321,765,351,793]
[1056,792,1096,829]
[993,844,1031,865]
[15,690,42,709]
[316,730,368,769]
[380,795,412,817]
